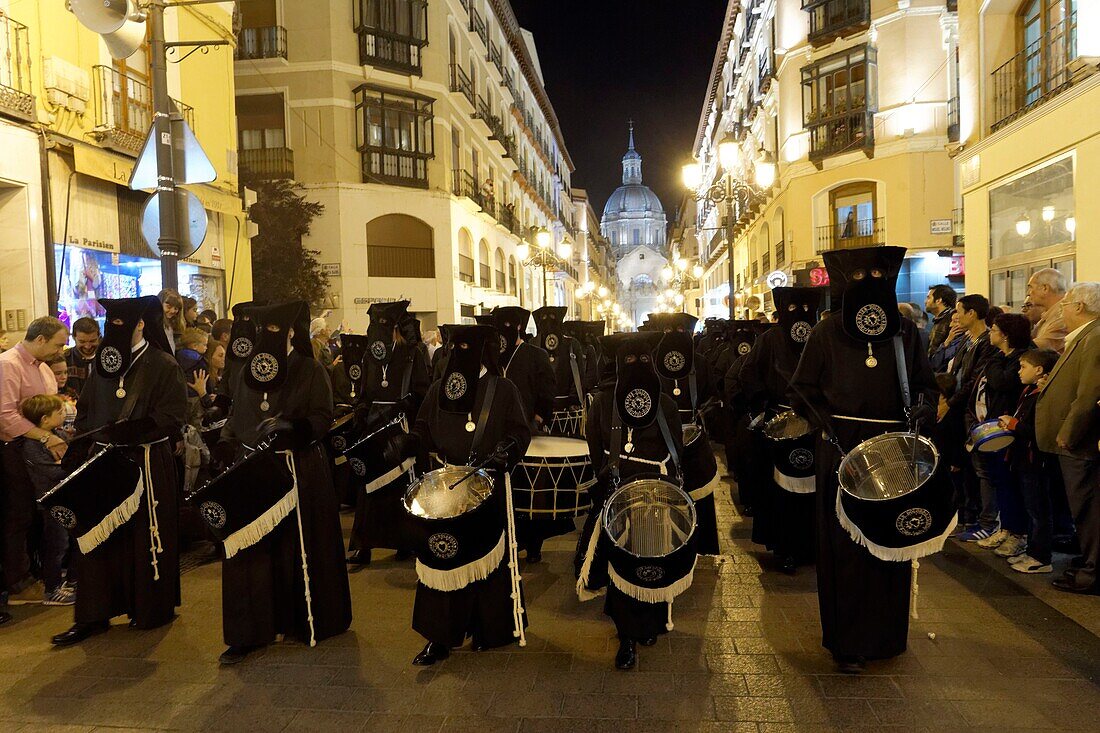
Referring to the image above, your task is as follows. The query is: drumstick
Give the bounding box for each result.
[447,440,516,492]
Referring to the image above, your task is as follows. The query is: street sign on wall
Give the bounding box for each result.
[930,219,952,235]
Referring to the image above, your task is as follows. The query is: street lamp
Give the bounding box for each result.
[520,226,566,307]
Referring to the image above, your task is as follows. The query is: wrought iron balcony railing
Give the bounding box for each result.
[815,217,885,252]
[236,26,287,60]
[92,65,194,155]
[468,8,488,48]
[990,12,1080,132]
[803,0,871,47]
[239,147,294,180]
[487,41,502,75]
[806,108,874,163]
[449,63,474,106]
[948,94,960,142]
[0,11,35,123]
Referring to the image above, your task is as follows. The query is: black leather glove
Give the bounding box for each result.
[382,432,419,466]
[907,402,936,432]
[352,402,373,430]
[487,440,514,470]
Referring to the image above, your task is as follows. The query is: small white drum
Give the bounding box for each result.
[547,406,585,438]
[510,436,594,520]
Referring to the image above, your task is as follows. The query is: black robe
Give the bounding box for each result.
[72,347,187,629]
[577,390,684,641]
[546,336,587,408]
[350,344,430,553]
[219,351,352,647]
[734,327,815,563]
[790,317,936,660]
[723,352,757,504]
[409,375,531,648]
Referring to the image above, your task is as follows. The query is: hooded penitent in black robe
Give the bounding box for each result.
[533,307,587,413]
[219,317,351,648]
[72,297,188,630]
[408,374,531,648]
[789,250,936,662]
[723,323,764,507]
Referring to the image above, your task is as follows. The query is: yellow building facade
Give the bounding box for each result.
[955,0,1098,303]
[688,0,962,319]
[0,0,249,330]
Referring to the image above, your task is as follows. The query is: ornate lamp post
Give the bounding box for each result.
[682,135,775,318]
[517,227,572,307]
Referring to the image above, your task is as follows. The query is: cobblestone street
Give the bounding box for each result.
[1,461,1098,732]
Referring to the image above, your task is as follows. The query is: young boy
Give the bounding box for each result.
[19,394,76,605]
[998,348,1061,574]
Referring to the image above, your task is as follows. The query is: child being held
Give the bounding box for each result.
[20,394,76,605]
[997,348,1061,574]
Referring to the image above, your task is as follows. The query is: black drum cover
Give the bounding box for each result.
[39,446,143,554]
[403,467,505,591]
[341,417,411,493]
[764,412,817,494]
[187,447,296,558]
[326,412,360,459]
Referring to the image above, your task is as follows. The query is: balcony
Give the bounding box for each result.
[952,208,964,248]
[0,12,34,123]
[487,41,503,76]
[758,51,774,96]
[468,8,488,49]
[354,0,427,75]
[815,217,885,252]
[452,169,492,211]
[803,0,871,47]
[990,12,1082,132]
[948,94,960,143]
[449,63,474,107]
[92,65,194,155]
[239,147,295,180]
[806,109,874,166]
[236,26,288,61]
[501,67,517,99]
[775,240,786,265]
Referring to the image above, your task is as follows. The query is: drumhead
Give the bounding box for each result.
[524,436,590,458]
[976,435,1014,453]
[838,432,938,501]
[603,479,696,558]
[405,466,493,519]
[764,410,812,441]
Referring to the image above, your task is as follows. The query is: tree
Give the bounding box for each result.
[245,176,328,305]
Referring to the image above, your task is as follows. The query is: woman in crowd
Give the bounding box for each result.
[158,289,185,353]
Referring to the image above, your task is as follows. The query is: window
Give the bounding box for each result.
[366,214,435,277]
[494,248,506,292]
[803,0,872,47]
[479,239,491,288]
[633,228,640,246]
[508,256,518,295]
[458,229,474,282]
[355,84,434,188]
[354,0,428,74]
[989,155,1074,260]
[801,45,877,163]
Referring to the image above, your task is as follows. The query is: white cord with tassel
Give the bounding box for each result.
[285,450,316,646]
[144,444,163,581]
[503,472,526,647]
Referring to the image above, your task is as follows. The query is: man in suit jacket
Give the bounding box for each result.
[1036,282,1100,593]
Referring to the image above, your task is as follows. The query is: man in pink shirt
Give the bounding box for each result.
[1,317,68,607]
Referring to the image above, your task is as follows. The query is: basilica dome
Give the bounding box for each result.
[600,122,667,256]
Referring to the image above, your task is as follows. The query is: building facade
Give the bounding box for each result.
[955,0,1098,302]
[0,1,249,331]
[689,0,963,319]
[235,0,586,332]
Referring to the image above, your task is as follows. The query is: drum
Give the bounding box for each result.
[548,405,585,437]
[602,478,698,603]
[326,411,360,459]
[341,416,413,493]
[186,447,296,559]
[38,445,143,554]
[764,411,817,494]
[836,432,957,561]
[968,419,1014,453]
[681,424,720,556]
[511,436,594,520]
[403,466,505,591]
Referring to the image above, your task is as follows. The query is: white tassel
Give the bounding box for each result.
[285,451,317,647]
[222,489,297,559]
[575,511,606,602]
[689,474,721,501]
[773,469,816,494]
[666,603,674,632]
[910,559,920,620]
[504,473,527,647]
[834,490,959,562]
[608,558,698,605]
[415,532,506,592]
[76,475,144,555]
[143,445,163,581]
[363,457,417,494]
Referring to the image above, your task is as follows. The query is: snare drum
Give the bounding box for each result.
[510,436,594,520]
[764,411,817,494]
[547,405,585,437]
[602,478,698,603]
[968,419,1015,453]
[403,466,505,590]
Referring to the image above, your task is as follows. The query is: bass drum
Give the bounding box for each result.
[836,432,957,562]
[403,466,505,591]
[511,436,594,520]
[547,405,585,438]
[681,424,720,555]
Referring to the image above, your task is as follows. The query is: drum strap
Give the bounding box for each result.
[893,335,911,409]
[569,351,585,404]
[655,409,681,482]
[467,377,498,464]
[400,353,414,399]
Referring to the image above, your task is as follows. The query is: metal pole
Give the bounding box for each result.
[542,261,548,307]
[726,176,736,319]
[150,0,180,291]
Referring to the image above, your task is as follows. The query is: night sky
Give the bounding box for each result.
[510,0,728,225]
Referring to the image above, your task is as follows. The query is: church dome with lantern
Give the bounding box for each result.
[601,122,667,257]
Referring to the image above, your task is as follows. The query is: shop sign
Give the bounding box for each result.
[809,267,830,287]
[765,270,789,289]
[930,219,952,235]
[948,256,965,277]
[322,263,342,277]
[353,296,405,305]
[67,235,116,253]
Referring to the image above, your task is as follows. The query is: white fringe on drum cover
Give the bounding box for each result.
[834,490,958,563]
[364,457,417,494]
[415,531,506,592]
[773,469,816,494]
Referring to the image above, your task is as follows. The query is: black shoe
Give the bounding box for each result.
[394,550,414,561]
[781,557,796,575]
[219,645,261,665]
[1052,577,1095,594]
[614,639,637,670]
[0,611,12,627]
[51,621,109,647]
[347,550,370,566]
[835,655,865,674]
[638,637,658,647]
[412,641,450,666]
